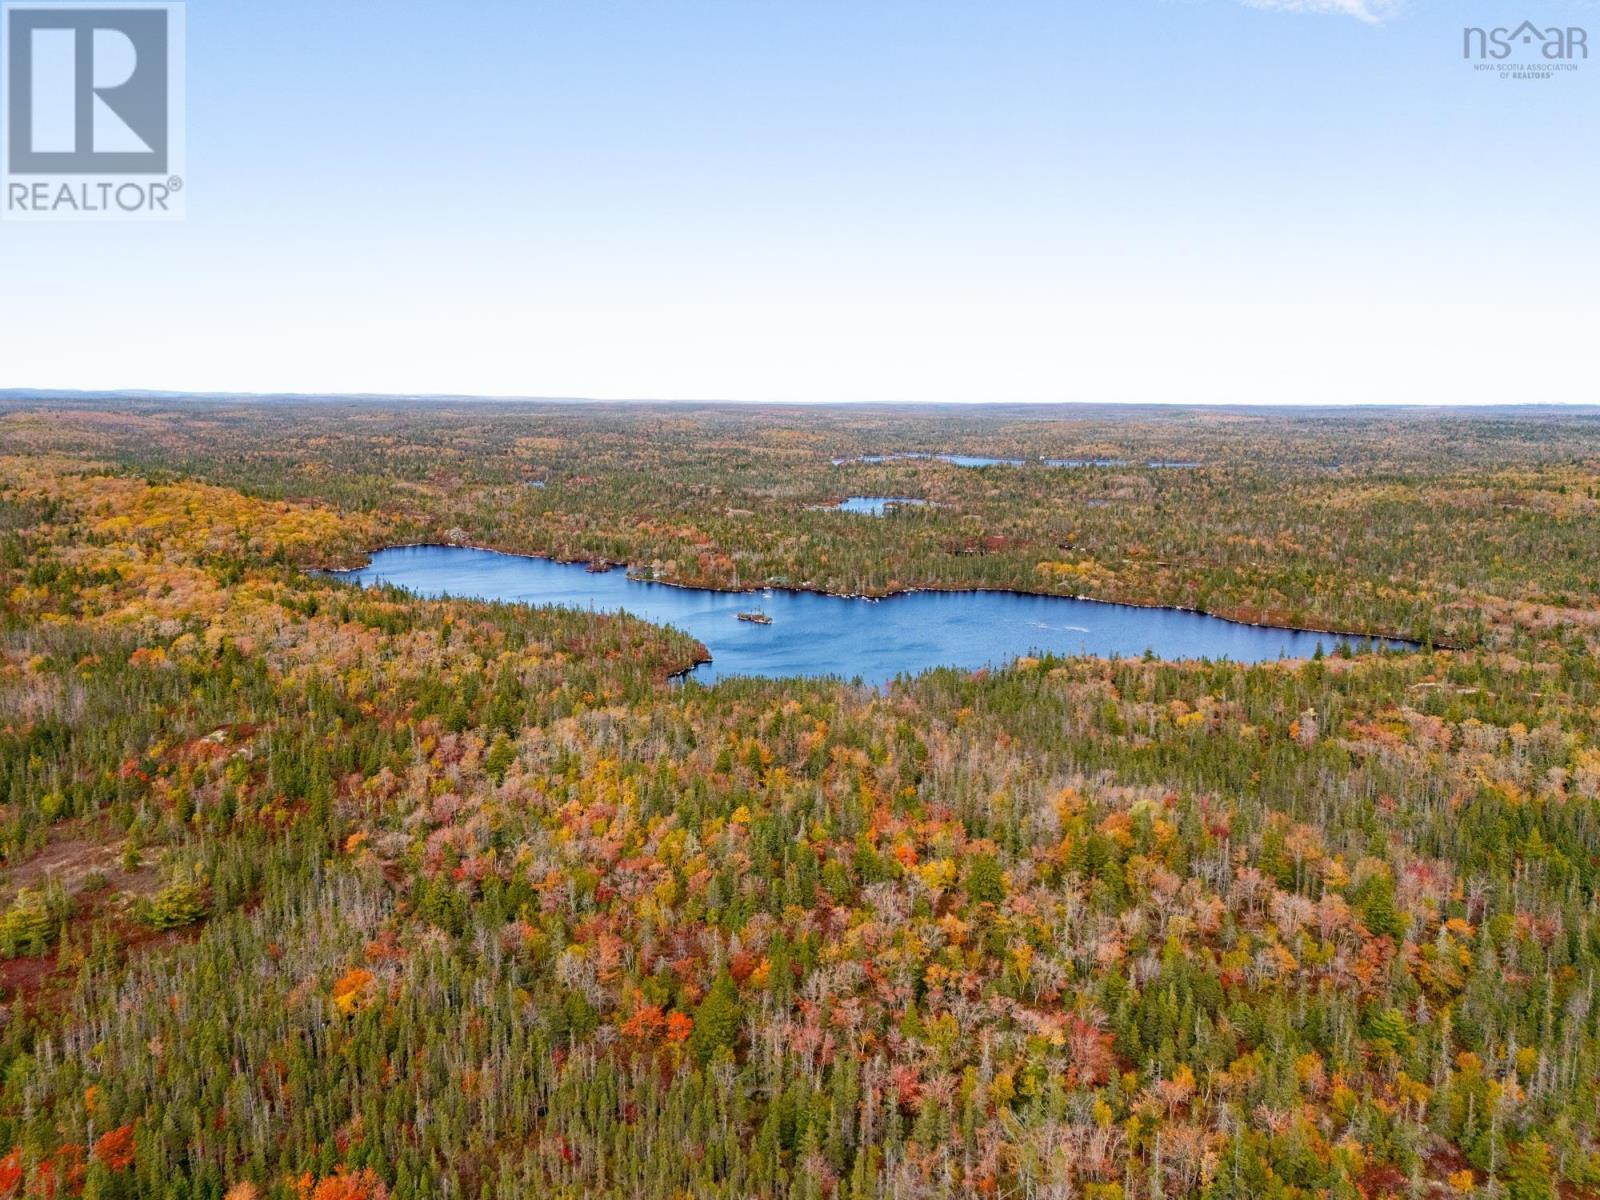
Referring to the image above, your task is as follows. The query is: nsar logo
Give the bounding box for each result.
[2,1,186,221]
[1464,20,1587,61]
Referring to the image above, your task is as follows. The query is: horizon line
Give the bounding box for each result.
[4,388,1600,414]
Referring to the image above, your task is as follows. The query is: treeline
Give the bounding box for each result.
[8,403,1600,646]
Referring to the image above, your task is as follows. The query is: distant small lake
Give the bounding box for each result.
[835,496,928,516]
[834,453,1025,468]
[334,545,1415,686]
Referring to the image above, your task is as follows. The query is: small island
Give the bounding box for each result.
[737,611,773,625]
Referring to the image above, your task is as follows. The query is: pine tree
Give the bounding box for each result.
[966,854,1006,905]
[1507,1136,1557,1200]
[485,733,517,783]
[691,971,742,1065]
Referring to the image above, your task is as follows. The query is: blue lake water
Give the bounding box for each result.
[836,496,929,516]
[833,453,1025,468]
[334,545,1414,687]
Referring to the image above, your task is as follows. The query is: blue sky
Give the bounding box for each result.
[2,0,1596,403]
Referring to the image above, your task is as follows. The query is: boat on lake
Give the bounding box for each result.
[737,611,773,625]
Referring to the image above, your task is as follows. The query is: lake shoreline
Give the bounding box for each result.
[321,540,1430,657]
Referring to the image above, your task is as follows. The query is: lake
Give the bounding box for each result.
[833,453,1025,467]
[835,496,929,516]
[333,545,1414,686]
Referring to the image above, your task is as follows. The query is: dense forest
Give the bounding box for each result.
[2,400,1599,1200]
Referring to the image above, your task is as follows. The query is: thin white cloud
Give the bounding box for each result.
[1240,0,1400,22]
